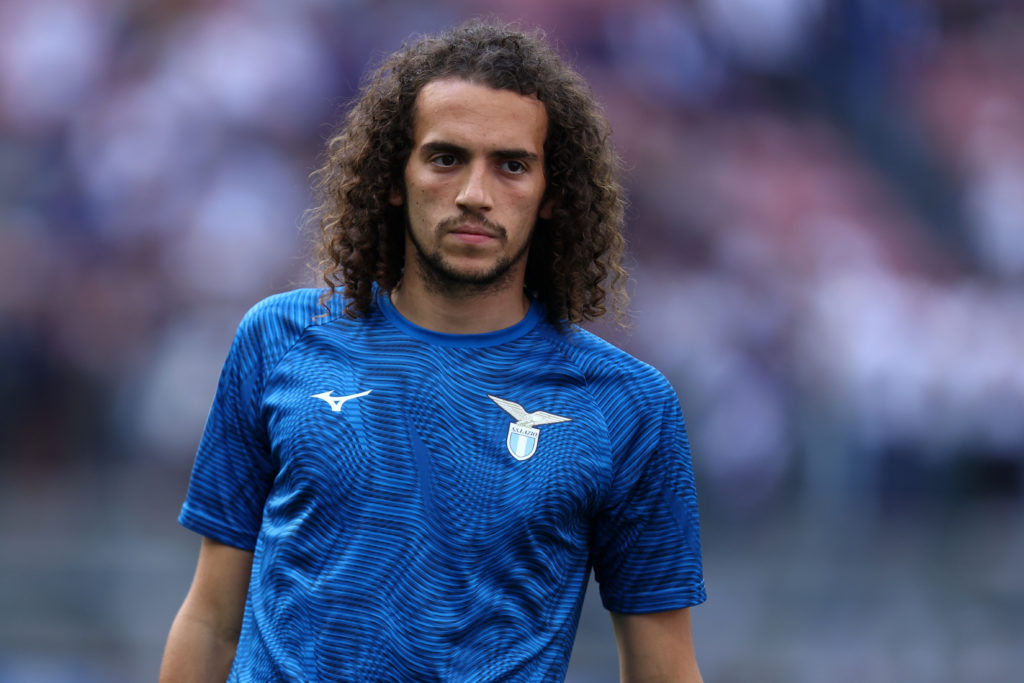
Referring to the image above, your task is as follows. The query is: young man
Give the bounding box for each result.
[161,21,705,682]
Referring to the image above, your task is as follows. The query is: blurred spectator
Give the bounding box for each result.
[2,0,1023,508]
[4,1,1024,680]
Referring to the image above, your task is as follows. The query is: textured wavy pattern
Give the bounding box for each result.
[179,288,705,681]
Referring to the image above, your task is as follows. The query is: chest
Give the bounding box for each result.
[258,333,614,538]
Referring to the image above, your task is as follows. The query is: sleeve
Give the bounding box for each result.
[590,374,706,613]
[178,303,278,551]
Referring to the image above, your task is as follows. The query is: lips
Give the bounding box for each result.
[449,223,498,238]
[443,219,503,245]
[448,228,496,245]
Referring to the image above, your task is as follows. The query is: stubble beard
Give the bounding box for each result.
[405,216,532,298]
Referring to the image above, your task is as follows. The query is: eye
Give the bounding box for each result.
[431,154,459,168]
[501,160,527,175]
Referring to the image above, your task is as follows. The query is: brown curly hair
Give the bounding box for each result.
[311,20,628,326]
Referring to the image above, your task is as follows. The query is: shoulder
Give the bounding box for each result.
[228,288,350,365]
[545,325,686,464]
[239,288,345,339]
[547,325,676,402]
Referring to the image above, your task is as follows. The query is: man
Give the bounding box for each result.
[161,20,705,682]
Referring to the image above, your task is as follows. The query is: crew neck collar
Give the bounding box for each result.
[378,293,543,347]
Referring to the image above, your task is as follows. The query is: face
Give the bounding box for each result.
[390,78,553,295]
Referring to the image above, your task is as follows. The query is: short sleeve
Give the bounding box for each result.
[590,379,706,613]
[178,304,277,551]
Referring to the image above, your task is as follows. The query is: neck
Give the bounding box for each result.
[390,277,531,334]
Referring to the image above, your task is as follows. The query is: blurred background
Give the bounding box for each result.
[1,0,1023,680]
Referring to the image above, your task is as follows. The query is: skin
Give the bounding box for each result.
[388,78,553,333]
[612,609,703,682]
[159,537,253,682]
[160,77,702,682]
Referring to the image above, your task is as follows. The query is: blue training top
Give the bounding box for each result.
[180,288,705,681]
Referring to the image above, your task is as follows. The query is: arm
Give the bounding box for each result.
[611,607,703,683]
[160,537,254,683]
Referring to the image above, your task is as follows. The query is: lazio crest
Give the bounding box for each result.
[488,395,571,461]
[507,424,540,461]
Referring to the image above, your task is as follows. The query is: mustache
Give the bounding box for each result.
[437,211,506,239]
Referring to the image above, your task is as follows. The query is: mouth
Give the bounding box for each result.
[446,222,501,245]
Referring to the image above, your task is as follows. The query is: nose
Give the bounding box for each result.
[456,161,492,213]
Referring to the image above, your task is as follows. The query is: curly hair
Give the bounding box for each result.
[311,20,628,326]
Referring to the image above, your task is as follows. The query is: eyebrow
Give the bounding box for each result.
[420,140,540,163]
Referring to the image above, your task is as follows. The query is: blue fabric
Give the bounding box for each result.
[180,288,705,681]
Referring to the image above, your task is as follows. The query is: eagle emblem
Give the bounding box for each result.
[488,395,571,461]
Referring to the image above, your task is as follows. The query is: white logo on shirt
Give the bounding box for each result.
[312,390,371,412]
[488,395,571,461]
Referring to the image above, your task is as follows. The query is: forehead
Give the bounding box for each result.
[411,78,548,152]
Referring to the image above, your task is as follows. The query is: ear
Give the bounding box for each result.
[389,186,404,206]
[538,196,555,220]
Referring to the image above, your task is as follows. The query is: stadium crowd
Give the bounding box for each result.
[1,0,1022,679]
[3,0,1021,503]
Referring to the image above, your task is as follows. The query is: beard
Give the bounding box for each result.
[405,213,532,298]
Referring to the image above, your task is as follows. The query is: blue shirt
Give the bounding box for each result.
[180,288,705,681]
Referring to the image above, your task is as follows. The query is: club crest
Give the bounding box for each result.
[488,395,571,461]
[507,424,540,461]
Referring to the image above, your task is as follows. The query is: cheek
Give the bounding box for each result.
[406,190,451,234]
[409,175,451,207]
[513,183,548,218]
[403,178,434,217]
[410,188,445,216]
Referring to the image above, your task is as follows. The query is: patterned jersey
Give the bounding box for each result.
[179,288,705,681]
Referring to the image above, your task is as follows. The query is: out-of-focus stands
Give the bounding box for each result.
[1,1,1023,680]
[3,0,1022,509]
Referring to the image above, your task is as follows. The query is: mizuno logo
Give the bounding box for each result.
[312,390,371,412]
[488,395,571,461]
